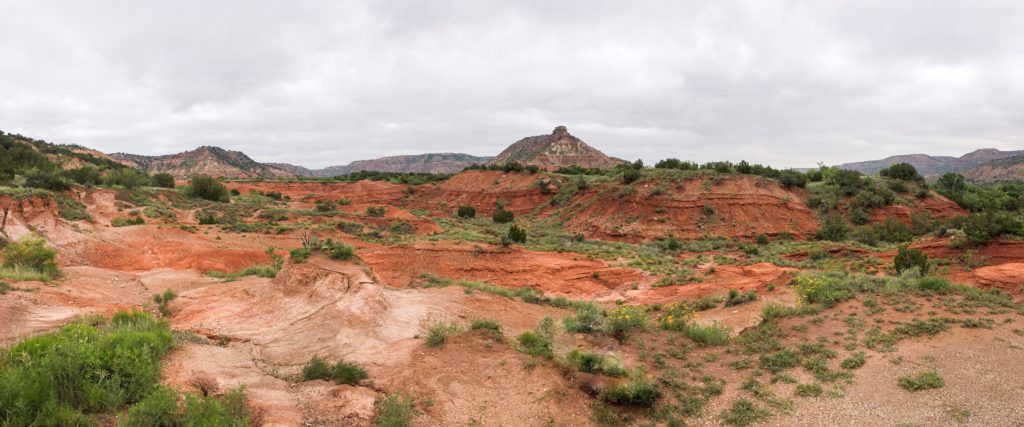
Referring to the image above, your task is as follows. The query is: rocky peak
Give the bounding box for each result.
[491,126,624,170]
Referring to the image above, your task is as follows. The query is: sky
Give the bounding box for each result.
[1,1,1022,169]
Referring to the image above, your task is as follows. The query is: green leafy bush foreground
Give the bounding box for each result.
[0,311,174,425]
[1,237,60,281]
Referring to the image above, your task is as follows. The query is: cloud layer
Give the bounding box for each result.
[2,1,1022,168]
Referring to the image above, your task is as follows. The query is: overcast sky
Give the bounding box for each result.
[2,1,1022,169]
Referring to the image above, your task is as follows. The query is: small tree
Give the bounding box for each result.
[622,168,641,184]
[492,208,514,223]
[880,163,923,182]
[188,175,229,202]
[507,224,527,244]
[457,206,476,218]
[894,246,929,275]
[152,173,175,188]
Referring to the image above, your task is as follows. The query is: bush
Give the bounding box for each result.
[24,169,71,191]
[507,224,527,244]
[112,216,146,227]
[152,173,175,189]
[375,394,414,427]
[492,208,514,223]
[332,360,368,385]
[894,246,929,275]
[600,379,660,406]
[187,175,228,202]
[606,305,647,341]
[389,221,414,235]
[105,168,152,189]
[197,211,219,225]
[1,237,59,280]
[755,234,770,245]
[516,331,553,358]
[426,324,454,348]
[680,322,731,346]
[290,248,311,264]
[897,371,944,392]
[840,352,866,369]
[565,350,626,376]
[563,303,607,334]
[302,356,332,381]
[725,289,757,307]
[880,163,923,182]
[456,206,476,218]
[66,166,103,186]
[759,349,800,373]
[315,199,336,212]
[815,215,848,241]
[153,289,176,317]
[621,168,641,184]
[366,206,386,217]
[470,319,503,340]
[0,312,174,425]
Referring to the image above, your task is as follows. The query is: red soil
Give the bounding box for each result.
[560,175,818,242]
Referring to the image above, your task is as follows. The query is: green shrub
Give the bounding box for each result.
[152,173,175,189]
[375,394,414,427]
[606,305,648,341]
[516,331,553,358]
[759,349,800,373]
[621,168,641,184]
[755,234,770,245]
[55,194,93,221]
[0,311,174,425]
[761,304,822,321]
[197,211,219,225]
[426,324,454,348]
[331,360,368,385]
[187,175,229,202]
[814,215,848,241]
[894,246,929,275]
[563,303,606,334]
[105,169,152,189]
[315,199,336,212]
[898,371,944,392]
[366,206,386,217]
[177,388,251,427]
[719,399,772,427]
[456,206,476,218]
[880,163,923,182]
[118,385,178,427]
[389,221,414,235]
[840,352,866,369]
[680,322,731,346]
[112,216,146,227]
[302,356,332,381]
[153,289,177,317]
[507,224,527,244]
[328,242,355,260]
[565,350,627,377]
[725,289,757,307]
[1,237,59,280]
[794,383,823,397]
[470,319,503,340]
[492,208,514,223]
[66,166,103,186]
[289,248,311,264]
[600,379,660,406]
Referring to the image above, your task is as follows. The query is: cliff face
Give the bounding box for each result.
[491,126,625,170]
[110,146,294,179]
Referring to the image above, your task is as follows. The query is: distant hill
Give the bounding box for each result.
[110,146,293,179]
[273,153,493,177]
[837,149,1024,181]
[959,155,1024,183]
[491,126,625,170]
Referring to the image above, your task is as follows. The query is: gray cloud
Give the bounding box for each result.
[1,0,1022,168]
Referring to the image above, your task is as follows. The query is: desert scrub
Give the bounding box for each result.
[840,352,866,369]
[289,247,311,264]
[724,289,757,307]
[153,289,177,317]
[659,302,730,346]
[55,193,92,221]
[898,371,944,391]
[425,324,457,348]
[119,385,251,427]
[516,330,553,359]
[375,393,414,427]
[301,356,368,385]
[607,305,648,341]
[111,215,146,227]
[0,237,60,281]
[794,383,823,397]
[565,350,627,377]
[599,378,660,406]
[0,311,174,425]
[719,398,772,427]
[470,318,503,341]
[564,303,607,334]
